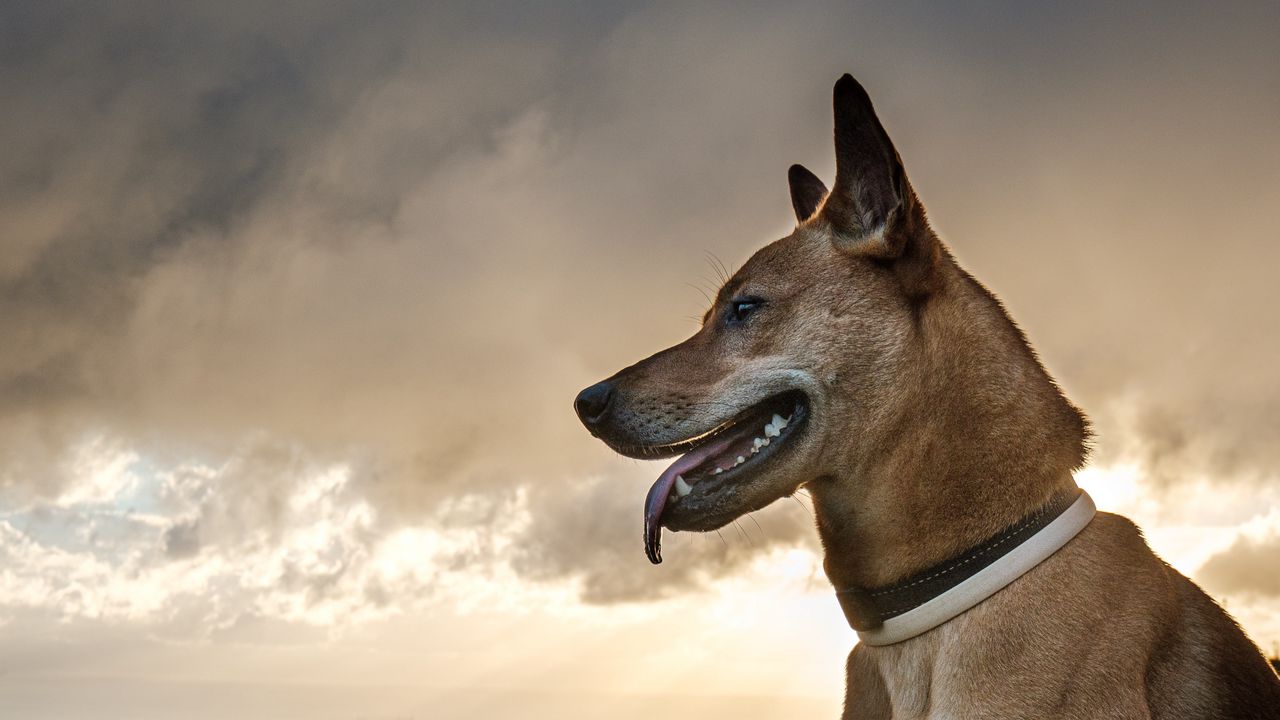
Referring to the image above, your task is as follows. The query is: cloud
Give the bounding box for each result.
[1,0,1279,630]
[1199,533,1280,599]
[0,437,528,632]
[513,474,818,604]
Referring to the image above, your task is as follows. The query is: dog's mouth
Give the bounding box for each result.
[641,390,809,564]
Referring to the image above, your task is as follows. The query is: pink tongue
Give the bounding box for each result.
[644,436,735,564]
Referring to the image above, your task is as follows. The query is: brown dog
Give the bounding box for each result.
[574,74,1280,718]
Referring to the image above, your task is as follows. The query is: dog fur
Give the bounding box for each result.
[576,74,1280,718]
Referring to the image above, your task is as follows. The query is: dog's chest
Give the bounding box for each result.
[878,649,935,718]
[852,626,975,720]
[884,652,973,718]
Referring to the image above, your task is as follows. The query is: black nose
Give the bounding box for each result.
[574,381,615,427]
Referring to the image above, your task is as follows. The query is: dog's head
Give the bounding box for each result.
[574,75,944,563]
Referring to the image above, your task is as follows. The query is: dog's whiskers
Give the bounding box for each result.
[790,494,813,517]
[685,281,715,308]
[702,251,730,287]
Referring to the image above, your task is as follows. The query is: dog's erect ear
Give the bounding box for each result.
[788,164,828,223]
[822,74,937,295]
[824,74,908,254]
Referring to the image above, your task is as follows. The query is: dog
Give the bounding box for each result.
[574,74,1280,718]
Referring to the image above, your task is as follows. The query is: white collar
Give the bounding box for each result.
[845,490,1097,646]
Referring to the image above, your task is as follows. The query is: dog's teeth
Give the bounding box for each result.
[752,438,763,450]
[712,467,723,475]
[736,456,745,465]
[764,423,780,438]
[772,414,786,430]
[675,475,692,497]
[761,437,770,446]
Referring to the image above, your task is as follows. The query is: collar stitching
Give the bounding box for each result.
[865,500,1054,599]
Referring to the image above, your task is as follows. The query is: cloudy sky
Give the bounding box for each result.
[1,1,1278,717]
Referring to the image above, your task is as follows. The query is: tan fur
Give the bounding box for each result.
[576,74,1280,717]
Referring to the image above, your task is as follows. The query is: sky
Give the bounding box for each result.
[1,1,1278,717]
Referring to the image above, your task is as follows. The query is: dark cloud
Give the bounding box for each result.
[162,520,201,559]
[513,475,817,603]
[0,0,1278,613]
[1123,401,1280,489]
[1199,534,1280,599]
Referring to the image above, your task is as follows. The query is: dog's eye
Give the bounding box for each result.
[726,297,764,325]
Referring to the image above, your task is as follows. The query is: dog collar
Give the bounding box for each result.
[835,487,1096,646]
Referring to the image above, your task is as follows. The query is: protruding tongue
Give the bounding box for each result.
[644,436,735,564]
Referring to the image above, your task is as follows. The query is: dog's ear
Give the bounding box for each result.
[822,74,937,296]
[788,164,828,223]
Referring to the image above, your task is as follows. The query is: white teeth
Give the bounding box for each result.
[761,438,770,446]
[675,475,692,497]
[753,438,764,450]
[736,456,746,465]
[712,467,723,475]
[764,413,789,438]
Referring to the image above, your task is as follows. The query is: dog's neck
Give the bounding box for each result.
[810,255,1087,592]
